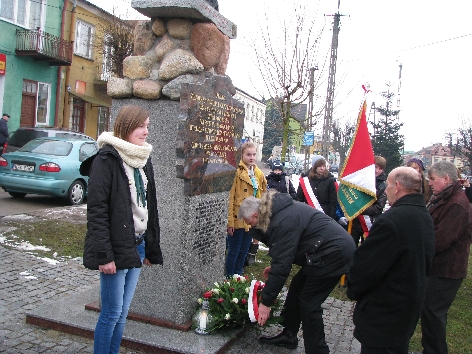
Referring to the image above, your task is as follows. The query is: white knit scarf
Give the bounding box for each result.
[97,132,152,168]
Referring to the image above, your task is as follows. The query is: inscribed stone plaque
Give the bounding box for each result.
[177,75,244,196]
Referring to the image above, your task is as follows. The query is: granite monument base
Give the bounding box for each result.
[26,285,246,354]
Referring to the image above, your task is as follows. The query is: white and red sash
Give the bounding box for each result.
[299,177,325,213]
[248,280,265,322]
[358,215,372,237]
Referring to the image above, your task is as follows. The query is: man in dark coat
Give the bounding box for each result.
[0,113,9,155]
[347,167,435,353]
[421,161,472,354]
[238,190,355,354]
[266,161,297,198]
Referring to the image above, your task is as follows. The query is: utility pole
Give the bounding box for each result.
[396,61,403,120]
[304,67,317,172]
[321,3,344,160]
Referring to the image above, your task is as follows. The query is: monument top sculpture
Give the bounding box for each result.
[131,0,237,38]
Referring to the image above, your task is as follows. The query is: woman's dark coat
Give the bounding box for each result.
[347,193,435,348]
[82,145,163,270]
[249,191,355,307]
[295,172,337,219]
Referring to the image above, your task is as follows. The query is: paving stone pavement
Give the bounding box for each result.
[0,243,360,353]
[0,191,360,354]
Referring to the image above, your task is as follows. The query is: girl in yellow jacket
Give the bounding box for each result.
[226,142,267,276]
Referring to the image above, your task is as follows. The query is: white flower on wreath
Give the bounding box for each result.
[214,282,220,287]
[197,298,203,304]
[233,274,242,281]
[212,288,220,295]
[225,313,231,320]
[245,287,250,294]
[231,298,238,304]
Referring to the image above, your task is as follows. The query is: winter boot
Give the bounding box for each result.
[245,243,259,266]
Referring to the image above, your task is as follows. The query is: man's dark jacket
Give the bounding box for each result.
[82,145,163,269]
[347,193,435,348]
[266,171,296,198]
[249,191,355,307]
[427,181,472,279]
[0,118,8,145]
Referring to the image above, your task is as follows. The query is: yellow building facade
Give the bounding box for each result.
[58,0,118,139]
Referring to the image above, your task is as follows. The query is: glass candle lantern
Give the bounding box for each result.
[193,299,213,334]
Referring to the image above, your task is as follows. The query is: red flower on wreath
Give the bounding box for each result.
[217,298,224,304]
[241,298,247,305]
[203,291,212,299]
[230,287,235,292]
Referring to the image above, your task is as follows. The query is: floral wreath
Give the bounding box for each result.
[194,274,283,333]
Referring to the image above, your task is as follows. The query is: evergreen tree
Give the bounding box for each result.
[371,89,404,173]
[262,98,284,160]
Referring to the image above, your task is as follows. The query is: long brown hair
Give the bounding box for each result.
[309,158,328,179]
[113,105,150,141]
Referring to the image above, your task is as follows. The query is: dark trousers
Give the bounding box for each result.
[360,344,409,354]
[421,276,463,354]
[350,219,366,247]
[281,268,340,354]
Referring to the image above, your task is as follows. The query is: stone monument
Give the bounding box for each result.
[105,0,243,328]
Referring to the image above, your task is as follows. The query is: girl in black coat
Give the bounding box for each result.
[83,105,162,354]
[296,155,337,219]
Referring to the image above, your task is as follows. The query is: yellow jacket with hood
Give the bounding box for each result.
[227,161,267,231]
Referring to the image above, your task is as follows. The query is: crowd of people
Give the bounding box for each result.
[80,106,470,354]
[234,152,471,354]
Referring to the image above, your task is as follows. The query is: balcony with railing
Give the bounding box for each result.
[95,62,113,84]
[16,28,73,66]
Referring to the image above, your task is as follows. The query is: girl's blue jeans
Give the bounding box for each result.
[225,228,252,276]
[93,242,145,354]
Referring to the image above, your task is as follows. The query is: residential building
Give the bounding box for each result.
[234,88,266,161]
[403,143,466,170]
[0,0,71,132]
[58,0,125,139]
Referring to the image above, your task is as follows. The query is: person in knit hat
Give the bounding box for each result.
[266,161,297,198]
[296,154,337,219]
[406,158,431,203]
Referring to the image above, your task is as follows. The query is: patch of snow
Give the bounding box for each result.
[15,242,50,252]
[2,214,34,221]
[39,257,60,265]
[24,275,38,280]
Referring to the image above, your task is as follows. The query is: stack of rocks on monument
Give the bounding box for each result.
[107,17,230,101]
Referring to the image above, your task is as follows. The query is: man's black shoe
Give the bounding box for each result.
[259,329,298,349]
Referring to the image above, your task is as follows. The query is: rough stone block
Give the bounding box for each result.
[123,55,153,79]
[154,34,177,61]
[158,49,204,81]
[133,79,162,99]
[167,18,193,39]
[151,18,166,36]
[134,20,157,55]
[191,22,228,73]
[107,77,133,98]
